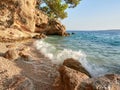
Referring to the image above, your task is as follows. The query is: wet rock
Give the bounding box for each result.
[64,32,70,36]
[4,49,19,60]
[53,76,64,90]
[63,58,91,77]
[53,66,89,90]
[72,32,75,35]
[78,74,120,90]
[33,33,47,39]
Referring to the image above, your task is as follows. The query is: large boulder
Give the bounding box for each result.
[78,74,120,90]
[53,66,89,90]
[45,20,67,36]
[63,58,91,77]
[35,12,69,36]
[0,0,36,32]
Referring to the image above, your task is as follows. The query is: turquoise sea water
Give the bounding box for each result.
[35,30,120,77]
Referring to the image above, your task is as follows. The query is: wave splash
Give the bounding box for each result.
[34,40,86,64]
[34,40,108,77]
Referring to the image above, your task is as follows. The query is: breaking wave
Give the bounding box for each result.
[34,40,86,64]
[34,39,108,77]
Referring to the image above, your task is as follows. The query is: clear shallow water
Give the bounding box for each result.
[34,30,120,77]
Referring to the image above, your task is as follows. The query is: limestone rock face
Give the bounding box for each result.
[0,28,32,42]
[78,74,120,90]
[0,0,68,38]
[0,0,36,32]
[45,20,67,36]
[35,10,68,36]
[35,9,48,27]
[53,66,89,90]
[63,58,91,77]
[35,9,49,34]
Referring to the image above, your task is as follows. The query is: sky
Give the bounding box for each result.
[61,0,120,30]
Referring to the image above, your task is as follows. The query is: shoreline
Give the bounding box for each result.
[0,39,59,90]
[0,38,120,90]
[0,0,120,89]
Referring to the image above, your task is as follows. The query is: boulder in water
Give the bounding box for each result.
[63,58,91,77]
[53,65,89,90]
[45,20,67,36]
[72,32,75,35]
[78,74,120,90]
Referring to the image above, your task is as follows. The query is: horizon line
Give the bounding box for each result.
[67,29,120,31]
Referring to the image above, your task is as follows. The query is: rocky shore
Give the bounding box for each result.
[53,58,120,90]
[0,0,120,90]
[0,40,120,90]
[0,40,59,90]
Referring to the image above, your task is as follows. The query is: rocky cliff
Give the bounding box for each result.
[0,0,68,42]
[1,1,119,90]
[35,9,68,36]
[0,0,36,32]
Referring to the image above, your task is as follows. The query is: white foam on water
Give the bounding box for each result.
[34,40,86,64]
[34,40,108,77]
[81,60,108,77]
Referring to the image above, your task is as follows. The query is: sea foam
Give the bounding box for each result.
[34,40,86,64]
[34,40,108,77]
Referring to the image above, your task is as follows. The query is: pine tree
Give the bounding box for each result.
[37,0,81,19]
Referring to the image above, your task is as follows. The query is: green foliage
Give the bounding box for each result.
[38,0,81,19]
[64,0,81,8]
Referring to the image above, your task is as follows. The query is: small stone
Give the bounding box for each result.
[4,49,19,60]
[6,44,15,48]
[33,33,47,39]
